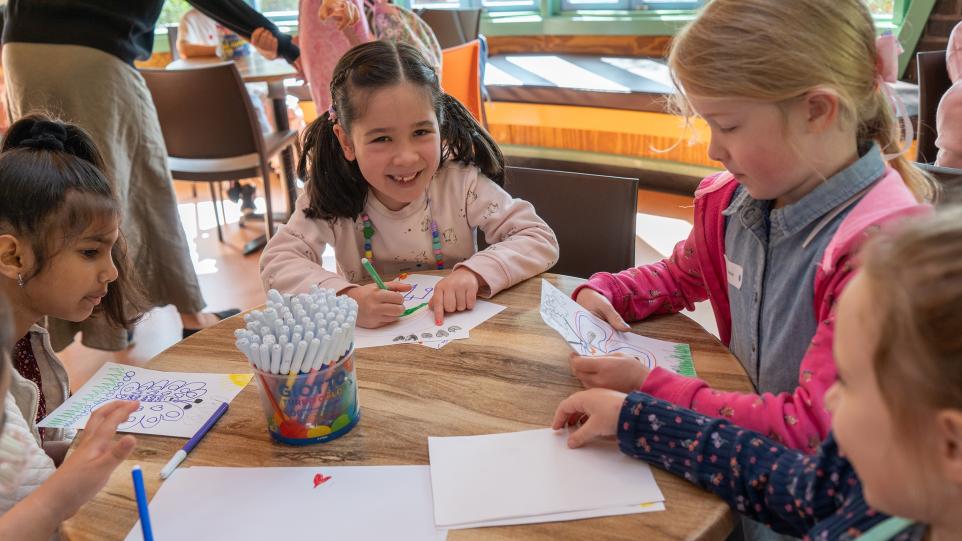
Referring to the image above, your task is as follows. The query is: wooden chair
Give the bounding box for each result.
[140,63,297,246]
[415,8,481,49]
[916,50,952,164]
[441,39,484,123]
[480,166,639,279]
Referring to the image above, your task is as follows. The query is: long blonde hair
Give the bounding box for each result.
[861,207,962,427]
[668,0,936,202]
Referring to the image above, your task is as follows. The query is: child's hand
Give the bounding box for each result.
[41,400,139,521]
[345,281,413,328]
[552,389,627,448]
[569,352,650,393]
[576,288,630,332]
[318,0,361,30]
[250,27,279,60]
[430,268,484,325]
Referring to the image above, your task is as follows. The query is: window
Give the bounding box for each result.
[410,0,539,13]
[866,0,895,17]
[560,0,703,12]
[157,0,192,27]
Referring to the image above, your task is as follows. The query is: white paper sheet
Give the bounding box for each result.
[354,274,505,349]
[540,280,696,376]
[124,466,446,541]
[39,363,251,438]
[428,428,664,527]
[449,502,665,529]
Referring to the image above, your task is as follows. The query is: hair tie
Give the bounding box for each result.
[875,34,913,160]
[328,104,338,124]
[20,121,68,152]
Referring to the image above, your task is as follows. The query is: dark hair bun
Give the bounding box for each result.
[19,120,69,152]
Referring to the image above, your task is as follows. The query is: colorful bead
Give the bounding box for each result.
[360,212,444,270]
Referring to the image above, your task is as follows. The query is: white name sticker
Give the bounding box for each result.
[725,255,743,289]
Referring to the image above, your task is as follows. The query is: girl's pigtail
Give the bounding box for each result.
[859,92,939,203]
[439,94,504,185]
[299,111,369,221]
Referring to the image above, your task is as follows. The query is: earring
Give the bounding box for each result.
[16,273,24,288]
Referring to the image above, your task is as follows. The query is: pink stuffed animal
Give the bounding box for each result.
[936,22,962,168]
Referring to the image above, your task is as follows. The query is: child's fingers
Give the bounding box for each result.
[92,401,139,440]
[566,421,599,449]
[108,435,137,462]
[466,291,476,310]
[384,281,413,292]
[569,354,598,376]
[551,393,586,429]
[443,289,457,314]
[596,303,630,332]
[455,288,467,311]
[374,289,405,304]
[432,291,445,325]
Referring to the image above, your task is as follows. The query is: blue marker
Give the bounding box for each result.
[132,465,154,541]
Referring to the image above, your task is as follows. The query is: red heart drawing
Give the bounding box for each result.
[313,473,332,488]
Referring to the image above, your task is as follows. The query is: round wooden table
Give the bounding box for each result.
[63,273,753,540]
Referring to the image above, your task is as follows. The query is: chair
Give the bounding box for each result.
[916,50,952,164]
[415,8,481,49]
[480,166,639,279]
[441,39,484,122]
[140,63,297,245]
[167,24,180,61]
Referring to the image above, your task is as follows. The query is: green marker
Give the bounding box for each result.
[360,257,386,289]
[401,302,428,317]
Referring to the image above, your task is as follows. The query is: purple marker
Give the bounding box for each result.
[159,402,229,479]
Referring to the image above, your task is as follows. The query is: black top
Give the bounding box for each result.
[2,0,299,65]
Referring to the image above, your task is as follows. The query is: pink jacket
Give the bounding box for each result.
[575,169,929,452]
[261,162,559,297]
[937,22,962,168]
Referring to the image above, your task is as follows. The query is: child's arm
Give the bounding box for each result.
[458,174,560,297]
[555,390,887,539]
[639,257,854,452]
[188,0,299,62]
[259,198,355,296]
[571,230,708,323]
[0,401,138,541]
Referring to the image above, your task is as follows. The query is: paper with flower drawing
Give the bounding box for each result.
[540,279,696,377]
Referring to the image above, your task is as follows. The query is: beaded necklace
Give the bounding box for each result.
[361,202,444,270]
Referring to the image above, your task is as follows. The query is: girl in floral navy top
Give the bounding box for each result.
[553,208,962,541]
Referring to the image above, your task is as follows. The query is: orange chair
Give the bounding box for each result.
[440,39,484,123]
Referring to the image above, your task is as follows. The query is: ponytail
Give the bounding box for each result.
[299,112,369,221]
[439,94,504,186]
[857,92,939,203]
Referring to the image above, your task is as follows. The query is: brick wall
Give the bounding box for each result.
[905,0,962,82]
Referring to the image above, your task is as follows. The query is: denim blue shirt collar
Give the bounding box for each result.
[722,142,884,243]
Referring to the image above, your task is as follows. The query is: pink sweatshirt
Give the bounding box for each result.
[260,161,559,296]
[574,169,929,452]
[936,22,962,168]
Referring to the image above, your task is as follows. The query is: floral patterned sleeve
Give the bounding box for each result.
[616,392,902,540]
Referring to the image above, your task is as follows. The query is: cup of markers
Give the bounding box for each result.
[235,287,360,445]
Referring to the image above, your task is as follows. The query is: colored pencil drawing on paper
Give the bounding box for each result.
[39,363,251,438]
[540,280,696,377]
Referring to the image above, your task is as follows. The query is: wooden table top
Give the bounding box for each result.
[167,53,296,83]
[63,273,753,540]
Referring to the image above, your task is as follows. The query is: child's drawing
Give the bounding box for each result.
[540,280,696,377]
[39,363,252,438]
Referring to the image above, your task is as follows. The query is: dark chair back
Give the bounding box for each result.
[480,166,639,279]
[167,24,180,61]
[916,50,952,164]
[415,8,481,49]
[140,64,263,160]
